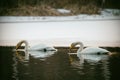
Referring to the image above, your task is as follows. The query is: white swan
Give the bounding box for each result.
[70,41,110,55]
[69,41,111,64]
[16,40,57,51]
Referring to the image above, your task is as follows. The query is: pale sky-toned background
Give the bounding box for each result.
[0,20,120,46]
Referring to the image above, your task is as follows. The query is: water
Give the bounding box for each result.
[0,47,120,80]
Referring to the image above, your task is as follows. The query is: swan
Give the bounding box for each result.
[69,41,111,64]
[16,40,57,51]
[70,41,110,55]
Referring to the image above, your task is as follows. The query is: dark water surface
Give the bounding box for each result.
[0,47,120,80]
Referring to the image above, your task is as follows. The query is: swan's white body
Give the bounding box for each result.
[70,42,110,55]
[79,47,109,54]
[79,54,108,62]
[16,50,56,61]
[30,44,56,51]
[16,40,57,51]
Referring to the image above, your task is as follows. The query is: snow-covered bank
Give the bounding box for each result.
[0,39,120,47]
[0,9,120,23]
[0,9,120,47]
[0,20,120,47]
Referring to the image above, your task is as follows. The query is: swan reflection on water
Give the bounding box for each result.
[69,53,109,64]
[13,45,57,80]
[68,52,110,80]
[15,50,57,61]
[80,54,109,63]
[68,41,111,80]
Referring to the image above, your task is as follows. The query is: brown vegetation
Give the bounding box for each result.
[0,0,119,16]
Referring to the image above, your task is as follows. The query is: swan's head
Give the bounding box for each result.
[70,42,83,49]
[70,44,74,49]
[70,42,84,53]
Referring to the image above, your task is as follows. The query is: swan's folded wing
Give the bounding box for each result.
[80,47,109,54]
[30,44,47,50]
[30,44,57,51]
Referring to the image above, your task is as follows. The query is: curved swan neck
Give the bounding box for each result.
[71,42,84,53]
[24,41,29,51]
[16,40,29,51]
[77,42,84,53]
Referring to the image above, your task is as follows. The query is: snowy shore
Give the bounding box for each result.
[0,9,120,23]
[0,9,120,47]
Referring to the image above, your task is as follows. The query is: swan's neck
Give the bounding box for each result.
[25,42,29,51]
[77,46,83,53]
[76,42,84,53]
[16,40,29,51]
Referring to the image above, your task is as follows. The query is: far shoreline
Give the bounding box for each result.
[0,46,120,52]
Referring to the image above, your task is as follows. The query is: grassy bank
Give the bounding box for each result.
[0,0,119,16]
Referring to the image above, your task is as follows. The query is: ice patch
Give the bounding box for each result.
[57,9,71,14]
